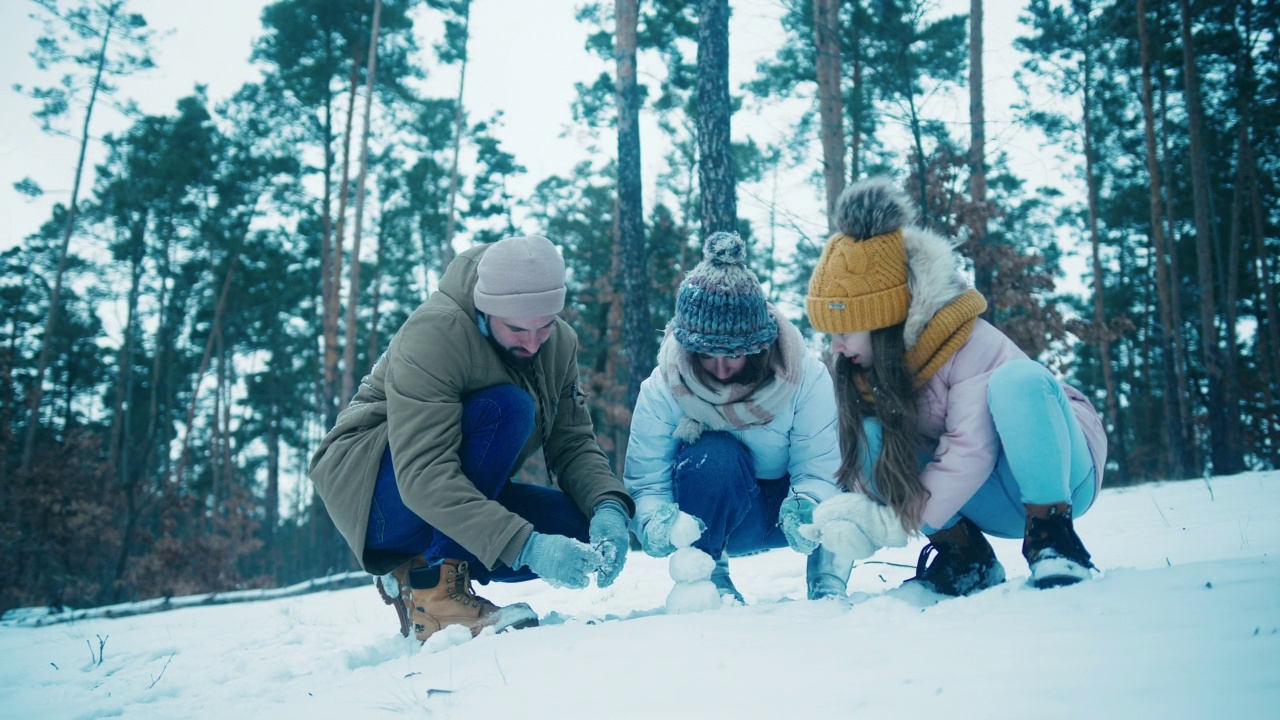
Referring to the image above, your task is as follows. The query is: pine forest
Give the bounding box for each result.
[1,0,1277,612]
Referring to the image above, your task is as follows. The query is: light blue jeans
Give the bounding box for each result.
[860,360,1098,538]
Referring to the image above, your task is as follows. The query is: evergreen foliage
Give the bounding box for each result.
[1,0,1276,612]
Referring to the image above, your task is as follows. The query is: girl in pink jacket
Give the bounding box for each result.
[802,177,1107,595]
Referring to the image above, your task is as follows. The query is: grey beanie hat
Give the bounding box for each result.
[473,235,567,317]
[672,232,777,356]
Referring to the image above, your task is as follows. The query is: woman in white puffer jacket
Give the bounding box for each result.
[625,231,845,603]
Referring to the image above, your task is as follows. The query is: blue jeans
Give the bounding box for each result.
[860,360,1098,539]
[671,431,790,557]
[363,384,589,583]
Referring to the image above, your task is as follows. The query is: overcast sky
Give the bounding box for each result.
[1,0,1056,266]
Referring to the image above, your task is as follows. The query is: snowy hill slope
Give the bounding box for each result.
[2,472,1278,719]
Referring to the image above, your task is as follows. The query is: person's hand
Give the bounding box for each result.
[639,502,703,558]
[589,500,630,588]
[799,492,909,562]
[516,531,603,589]
[778,495,818,554]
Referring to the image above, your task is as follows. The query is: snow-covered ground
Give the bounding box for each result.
[3,472,1278,719]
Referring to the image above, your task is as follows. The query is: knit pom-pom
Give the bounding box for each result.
[834,177,918,240]
[703,231,746,266]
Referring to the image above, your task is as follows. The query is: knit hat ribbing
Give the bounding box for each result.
[473,235,567,317]
[806,178,917,334]
[673,232,778,356]
[806,230,911,333]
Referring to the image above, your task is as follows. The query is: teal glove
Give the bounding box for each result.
[516,531,603,589]
[778,495,819,554]
[589,500,630,588]
[640,502,704,558]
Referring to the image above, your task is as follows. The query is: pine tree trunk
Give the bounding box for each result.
[968,0,992,308]
[327,63,359,416]
[1137,0,1190,479]
[849,1,864,183]
[443,3,471,263]
[20,6,119,473]
[1239,0,1279,465]
[1178,0,1239,474]
[813,0,845,231]
[319,35,339,430]
[1156,61,1198,472]
[173,243,242,486]
[342,0,382,409]
[265,371,280,576]
[616,0,653,407]
[368,210,387,365]
[1224,124,1246,465]
[908,94,928,226]
[108,215,147,495]
[696,0,737,237]
[1083,44,1128,484]
[1244,135,1279,464]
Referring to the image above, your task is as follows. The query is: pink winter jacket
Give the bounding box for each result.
[914,319,1108,532]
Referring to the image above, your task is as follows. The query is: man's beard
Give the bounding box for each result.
[485,333,538,367]
[502,345,538,367]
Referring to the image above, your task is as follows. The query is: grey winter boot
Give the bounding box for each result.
[1023,503,1095,588]
[806,547,853,601]
[710,551,745,603]
[909,516,1006,597]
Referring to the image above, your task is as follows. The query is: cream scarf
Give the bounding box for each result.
[658,305,806,444]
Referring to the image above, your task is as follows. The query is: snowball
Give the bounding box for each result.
[669,512,704,548]
[669,547,715,583]
[664,579,722,614]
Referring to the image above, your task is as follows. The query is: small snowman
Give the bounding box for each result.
[664,510,723,613]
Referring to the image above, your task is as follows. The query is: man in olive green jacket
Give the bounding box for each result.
[310,235,634,642]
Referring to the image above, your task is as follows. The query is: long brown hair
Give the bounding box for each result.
[833,324,928,529]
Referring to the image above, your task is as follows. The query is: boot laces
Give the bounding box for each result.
[915,543,939,577]
[445,561,482,608]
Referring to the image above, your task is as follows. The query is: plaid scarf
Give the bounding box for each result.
[658,305,806,444]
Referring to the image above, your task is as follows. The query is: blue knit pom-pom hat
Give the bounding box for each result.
[672,232,778,356]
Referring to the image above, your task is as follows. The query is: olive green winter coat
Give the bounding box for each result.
[309,243,631,577]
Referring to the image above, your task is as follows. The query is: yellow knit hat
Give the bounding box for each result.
[806,228,911,334]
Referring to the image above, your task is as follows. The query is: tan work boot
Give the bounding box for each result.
[375,555,426,638]
[406,559,538,642]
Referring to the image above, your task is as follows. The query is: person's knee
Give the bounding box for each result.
[674,431,754,493]
[988,359,1058,410]
[464,384,534,430]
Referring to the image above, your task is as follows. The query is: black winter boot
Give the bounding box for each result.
[908,516,1006,596]
[1023,503,1095,588]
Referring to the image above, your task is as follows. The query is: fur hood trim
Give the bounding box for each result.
[901,226,972,349]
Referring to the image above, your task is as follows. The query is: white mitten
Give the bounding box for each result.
[798,492,910,561]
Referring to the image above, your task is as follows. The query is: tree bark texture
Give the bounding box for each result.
[1137,0,1190,478]
[1082,40,1129,483]
[615,0,654,407]
[342,0,382,409]
[1178,0,1239,474]
[968,0,993,305]
[696,0,737,238]
[813,0,845,231]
